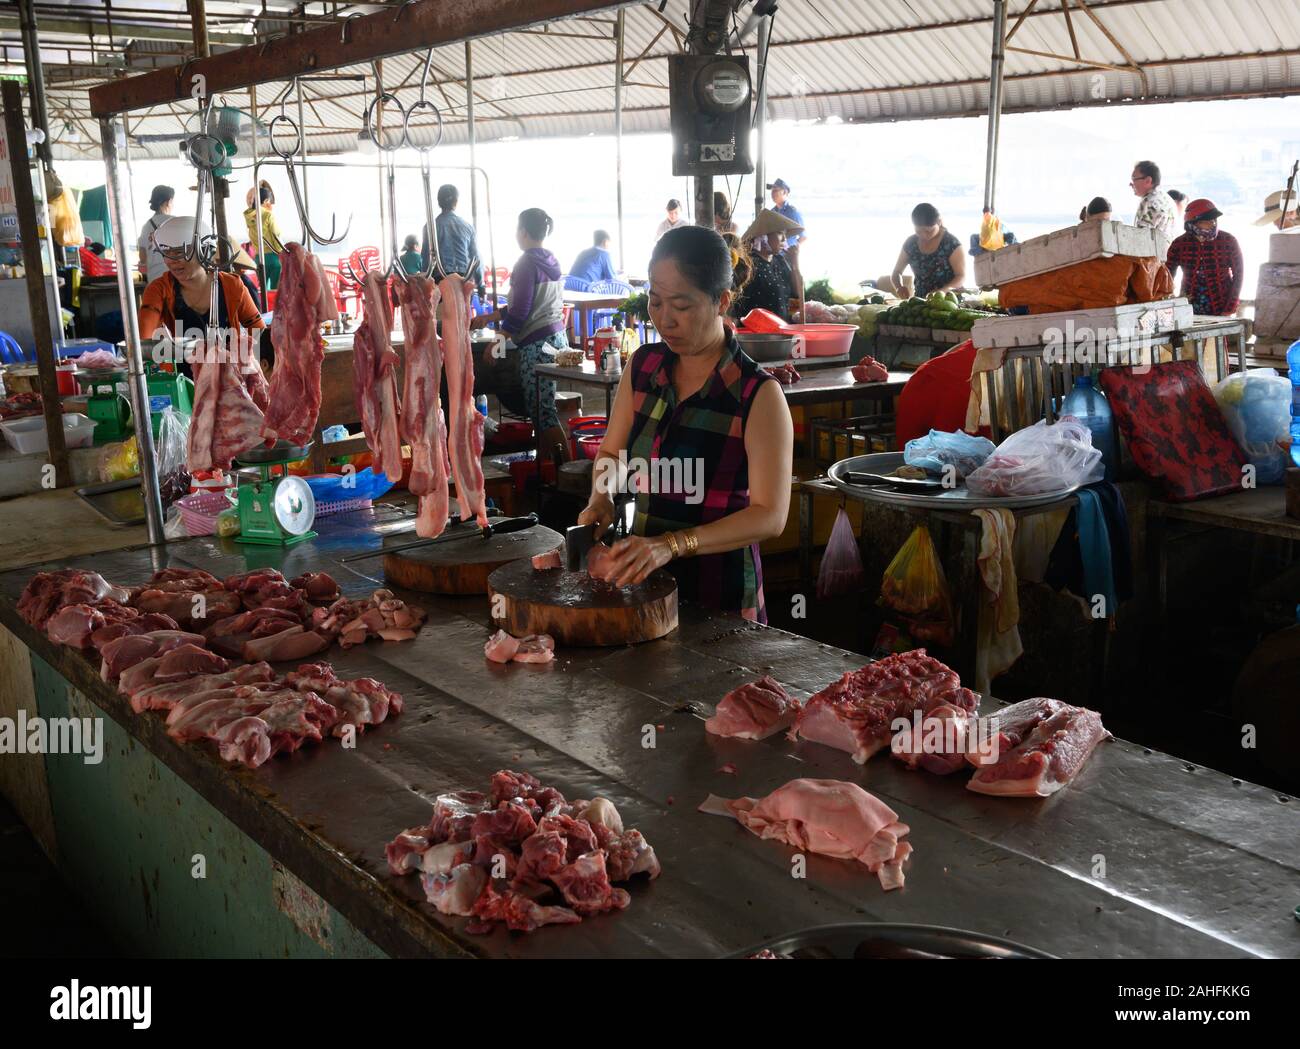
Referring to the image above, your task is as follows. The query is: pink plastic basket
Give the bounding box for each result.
[176,490,228,536]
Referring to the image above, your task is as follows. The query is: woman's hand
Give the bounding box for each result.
[469,312,492,330]
[601,535,673,587]
[576,494,615,541]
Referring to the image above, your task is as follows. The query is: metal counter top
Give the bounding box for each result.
[1,505,1297,959]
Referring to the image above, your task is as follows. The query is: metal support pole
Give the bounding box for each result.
[100,114,165,545]
[188,0,228,267]
[465,41,478,232]
[3,80,67,487]
[249,83,266,309]
[17,0,50,163]
[614,10,625,272]
[296,76,310,251]
[983,0,1007,213]
[754,14,769,224]
[695,176,714,230]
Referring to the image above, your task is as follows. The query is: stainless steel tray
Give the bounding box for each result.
[74,478,145,527]
[829,452,1078,510]
[729,922,1054,959]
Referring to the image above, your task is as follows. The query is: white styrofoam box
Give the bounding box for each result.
[1268,231,1300,266]
[971,298,1194,351]
[0,412,97,454]
[974,220,1169,288]
[1253,263,1300,340]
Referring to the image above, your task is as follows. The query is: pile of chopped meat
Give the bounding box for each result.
[16,565,417,769]
[385,769,660,933]
[484,629,555,664]
[764,362,801,385]
[851,357,889,384]
[705,675,802,740]
[791,649,978,764]
[700,778,911,891]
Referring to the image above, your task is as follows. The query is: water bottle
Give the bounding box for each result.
[1061,374,1116,481]
[1288,337,1300,468]
[475,395,489,417]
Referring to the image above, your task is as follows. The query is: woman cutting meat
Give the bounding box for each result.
[138,216,265,380]
[577,226,794,623]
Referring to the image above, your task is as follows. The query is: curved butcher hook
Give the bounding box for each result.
[268,107,350,246]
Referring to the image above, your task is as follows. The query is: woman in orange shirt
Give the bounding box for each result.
[138,216,266,379]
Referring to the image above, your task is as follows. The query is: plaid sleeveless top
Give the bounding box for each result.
[625,332,775,623]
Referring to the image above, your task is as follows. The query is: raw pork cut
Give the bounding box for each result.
[17,570,131,629]
[99,629,206,682]
[967,704,1110,797]
[890,701,975,775]
[396,273,451,538]
[131,584,241,627]
[203,606,303,658]
[531,550,562,570]
[700,778,912,891]
[263,243,334,445]
[384,770,659,934]
[706,675,801,740]
[223,568,310,615]
[484,630,555,664]
[188,350,272,472]
[241,624,331,663]
[353,270,404,482]
[965,697,1066,767]
[283,662,403,734]
[89,613,180,652]
[117,644,229,700]
[792,649,979,764]
[310,590,425,647]
[438,273,488,527]
[45,600,137,649]
[290,572,340,604]
[131,662,277,714]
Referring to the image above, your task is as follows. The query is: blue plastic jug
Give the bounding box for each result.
[1061,374,1116,481]
[1288,338,1300,468]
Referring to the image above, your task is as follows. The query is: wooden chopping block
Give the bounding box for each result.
[1287,467,1300,520]
[487,558,678,646]
[384,525,563,595]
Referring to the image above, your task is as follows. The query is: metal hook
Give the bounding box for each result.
[364,91,406,153]
[392,0,417,23]
[340,12,363,45]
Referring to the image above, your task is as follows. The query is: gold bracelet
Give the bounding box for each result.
[683,530,699,557]
[664,531,680,559]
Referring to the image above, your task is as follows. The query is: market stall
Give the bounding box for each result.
[2,519,1297,958]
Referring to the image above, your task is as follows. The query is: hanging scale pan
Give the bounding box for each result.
[272,475,316,536]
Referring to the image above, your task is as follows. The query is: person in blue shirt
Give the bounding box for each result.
[767,178,804,296]
[568,230,617,285]
[420,184,483,294]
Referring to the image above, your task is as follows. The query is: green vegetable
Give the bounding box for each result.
[804,278,835,305]
[617,292,650,323]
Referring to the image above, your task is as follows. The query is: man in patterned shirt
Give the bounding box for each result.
[1165,198,1244,316]
[1130,160,1179,241]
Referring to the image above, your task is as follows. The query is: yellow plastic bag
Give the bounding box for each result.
[879,524,955,647]
[48,191,85,248]
[98,437,140,483]
[979,209,1005,252]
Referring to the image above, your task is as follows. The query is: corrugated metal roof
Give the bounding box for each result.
[8,0,1300,160]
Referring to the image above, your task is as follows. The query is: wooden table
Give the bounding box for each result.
[780,367,909,408]
[563,291,627,356]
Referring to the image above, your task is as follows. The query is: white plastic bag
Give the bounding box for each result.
[816,507,865,599]
[965,418,1103,498]
[1213,369,1290,485]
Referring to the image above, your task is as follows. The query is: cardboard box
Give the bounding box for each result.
[1253,263,1300,340]
[974,220,1168,288]
[1269,231,1300,266]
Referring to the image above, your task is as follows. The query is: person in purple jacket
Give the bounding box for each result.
[472,208,571,461]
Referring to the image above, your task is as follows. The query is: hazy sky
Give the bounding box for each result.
[63,94,1300,298]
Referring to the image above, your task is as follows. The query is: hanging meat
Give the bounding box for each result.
[438,273,489,527]
[187,343,273,472]
[396,274,451,538]
[353,270,404,482]
[263,242,335,446]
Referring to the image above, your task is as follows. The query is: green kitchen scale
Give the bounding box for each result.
[145,365,194,438]
[230,441,317,546]
[74,368,131,441]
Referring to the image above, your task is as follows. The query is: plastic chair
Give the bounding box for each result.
[585,278,633,337]
[563,274,592,293]
[0,331,27,363]
[321,267,352,317]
